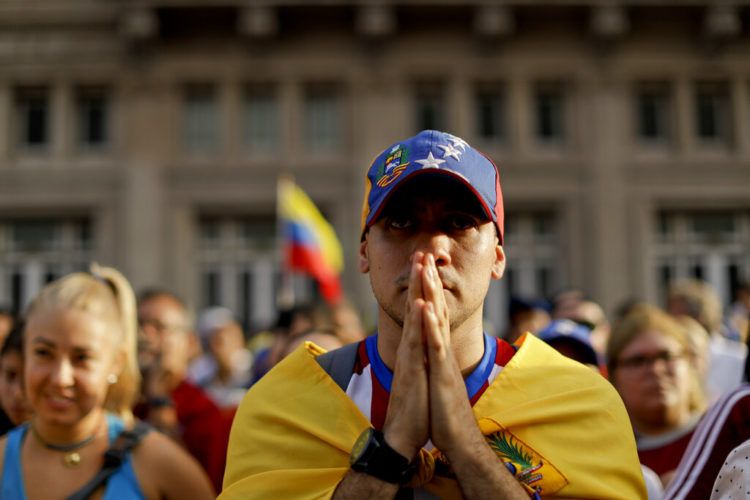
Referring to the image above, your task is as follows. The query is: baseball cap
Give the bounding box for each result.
[196,306,236,342]
[537,319,599,367]
[361,130,504,243]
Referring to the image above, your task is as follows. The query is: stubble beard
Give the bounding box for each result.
[380,292,477,333]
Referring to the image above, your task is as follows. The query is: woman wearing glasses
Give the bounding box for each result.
[0,265,214,499]
[607,304,707,488]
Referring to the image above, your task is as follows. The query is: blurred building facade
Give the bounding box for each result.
[1,1,749,334]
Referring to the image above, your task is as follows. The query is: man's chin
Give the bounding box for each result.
[137,353,158,373]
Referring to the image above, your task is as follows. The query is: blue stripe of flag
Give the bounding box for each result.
[284,221,320,248]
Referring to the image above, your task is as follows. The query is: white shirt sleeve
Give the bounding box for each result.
[710,439,750,500]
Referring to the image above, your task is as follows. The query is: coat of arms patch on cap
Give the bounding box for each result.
[376,144,409,187]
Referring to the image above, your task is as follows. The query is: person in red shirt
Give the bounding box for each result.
[136,290,230,493]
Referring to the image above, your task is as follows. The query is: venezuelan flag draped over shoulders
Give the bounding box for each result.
[278,177,344,304]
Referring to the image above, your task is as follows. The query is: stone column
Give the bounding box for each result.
[223,80,240,164]
[510,75,530,161]
[674,77,693,158]
[587,75,631,315]
[732,77,749,157]
[280,79,300,166]
[118,78,170,291]
[51,81,70,163]
[449,75,471,138]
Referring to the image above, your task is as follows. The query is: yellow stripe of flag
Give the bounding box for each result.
[278,177,344,274]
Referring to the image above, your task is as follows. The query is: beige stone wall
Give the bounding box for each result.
[1,1,749,330]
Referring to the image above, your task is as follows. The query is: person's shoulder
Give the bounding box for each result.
[509,334,617,397]
[132,430,214,498]
[0,424,25,467]
[134,430,182,463]
[172,378,211,398]
[704,383,750,425]
[722,383,750,400]
[233,341,355,422]
[252,341,336,385]
[514,333,600,374]
[171,378,222,414]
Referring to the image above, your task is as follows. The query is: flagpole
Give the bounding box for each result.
[276,174,295,310]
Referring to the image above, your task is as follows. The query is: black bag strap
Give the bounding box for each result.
[66,421,151,500]
[315,342,359,391]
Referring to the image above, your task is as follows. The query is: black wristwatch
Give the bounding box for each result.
[349,428,418,485]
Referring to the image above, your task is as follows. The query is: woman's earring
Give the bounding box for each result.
[107,373,119,385]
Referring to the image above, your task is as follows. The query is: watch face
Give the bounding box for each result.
[350,428,373,466]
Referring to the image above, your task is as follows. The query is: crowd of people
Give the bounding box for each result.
[504,280,750,498]
[0,277,367,498]
[0,130,748,498]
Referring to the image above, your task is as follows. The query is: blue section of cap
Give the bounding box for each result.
[537,319,592,344]
[537,319,599,366]
[364,130,498,230]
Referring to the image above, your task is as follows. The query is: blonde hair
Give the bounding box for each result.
[608,303,706,415]
[26,264,140,424]
[668,279,723,334]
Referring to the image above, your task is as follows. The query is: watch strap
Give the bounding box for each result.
[350,429,418,485]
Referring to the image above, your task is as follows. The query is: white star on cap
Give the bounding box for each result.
[438,144,462,161]
[447,135,469,151]
[415,152,446,169]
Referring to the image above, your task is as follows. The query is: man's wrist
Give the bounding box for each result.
[382,428,419,461]
[349,428,418,485]
[438,423,496,474]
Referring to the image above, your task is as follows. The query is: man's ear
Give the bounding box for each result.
[491,245,506,280]
[358,237,370,274]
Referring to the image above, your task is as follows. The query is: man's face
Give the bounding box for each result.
[359,176,505,331]
[208,322,245,369]
[137,295,191,373]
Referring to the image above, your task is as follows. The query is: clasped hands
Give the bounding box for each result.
[382,251,484,464]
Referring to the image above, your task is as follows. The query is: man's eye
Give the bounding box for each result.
[447,214,476,230]
[388,217,413,230]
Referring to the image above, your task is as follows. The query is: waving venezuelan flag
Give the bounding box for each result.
[278,177,344,304]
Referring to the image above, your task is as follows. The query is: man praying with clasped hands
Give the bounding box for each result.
[221,130,647,499]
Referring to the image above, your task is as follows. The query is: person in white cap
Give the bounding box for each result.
[189,307,253,409]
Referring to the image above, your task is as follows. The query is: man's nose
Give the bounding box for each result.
[415,232,452,267]
[139,322,162,346]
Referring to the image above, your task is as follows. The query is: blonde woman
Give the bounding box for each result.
[608,304,707,485]
[0,265,214,499]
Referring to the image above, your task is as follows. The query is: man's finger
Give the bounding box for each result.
[421,253,450,346]
[408,251,425,304]
[420,253,440,303]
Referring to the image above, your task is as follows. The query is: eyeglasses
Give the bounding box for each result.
[137,318,187,335]
[616,351,685,371]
